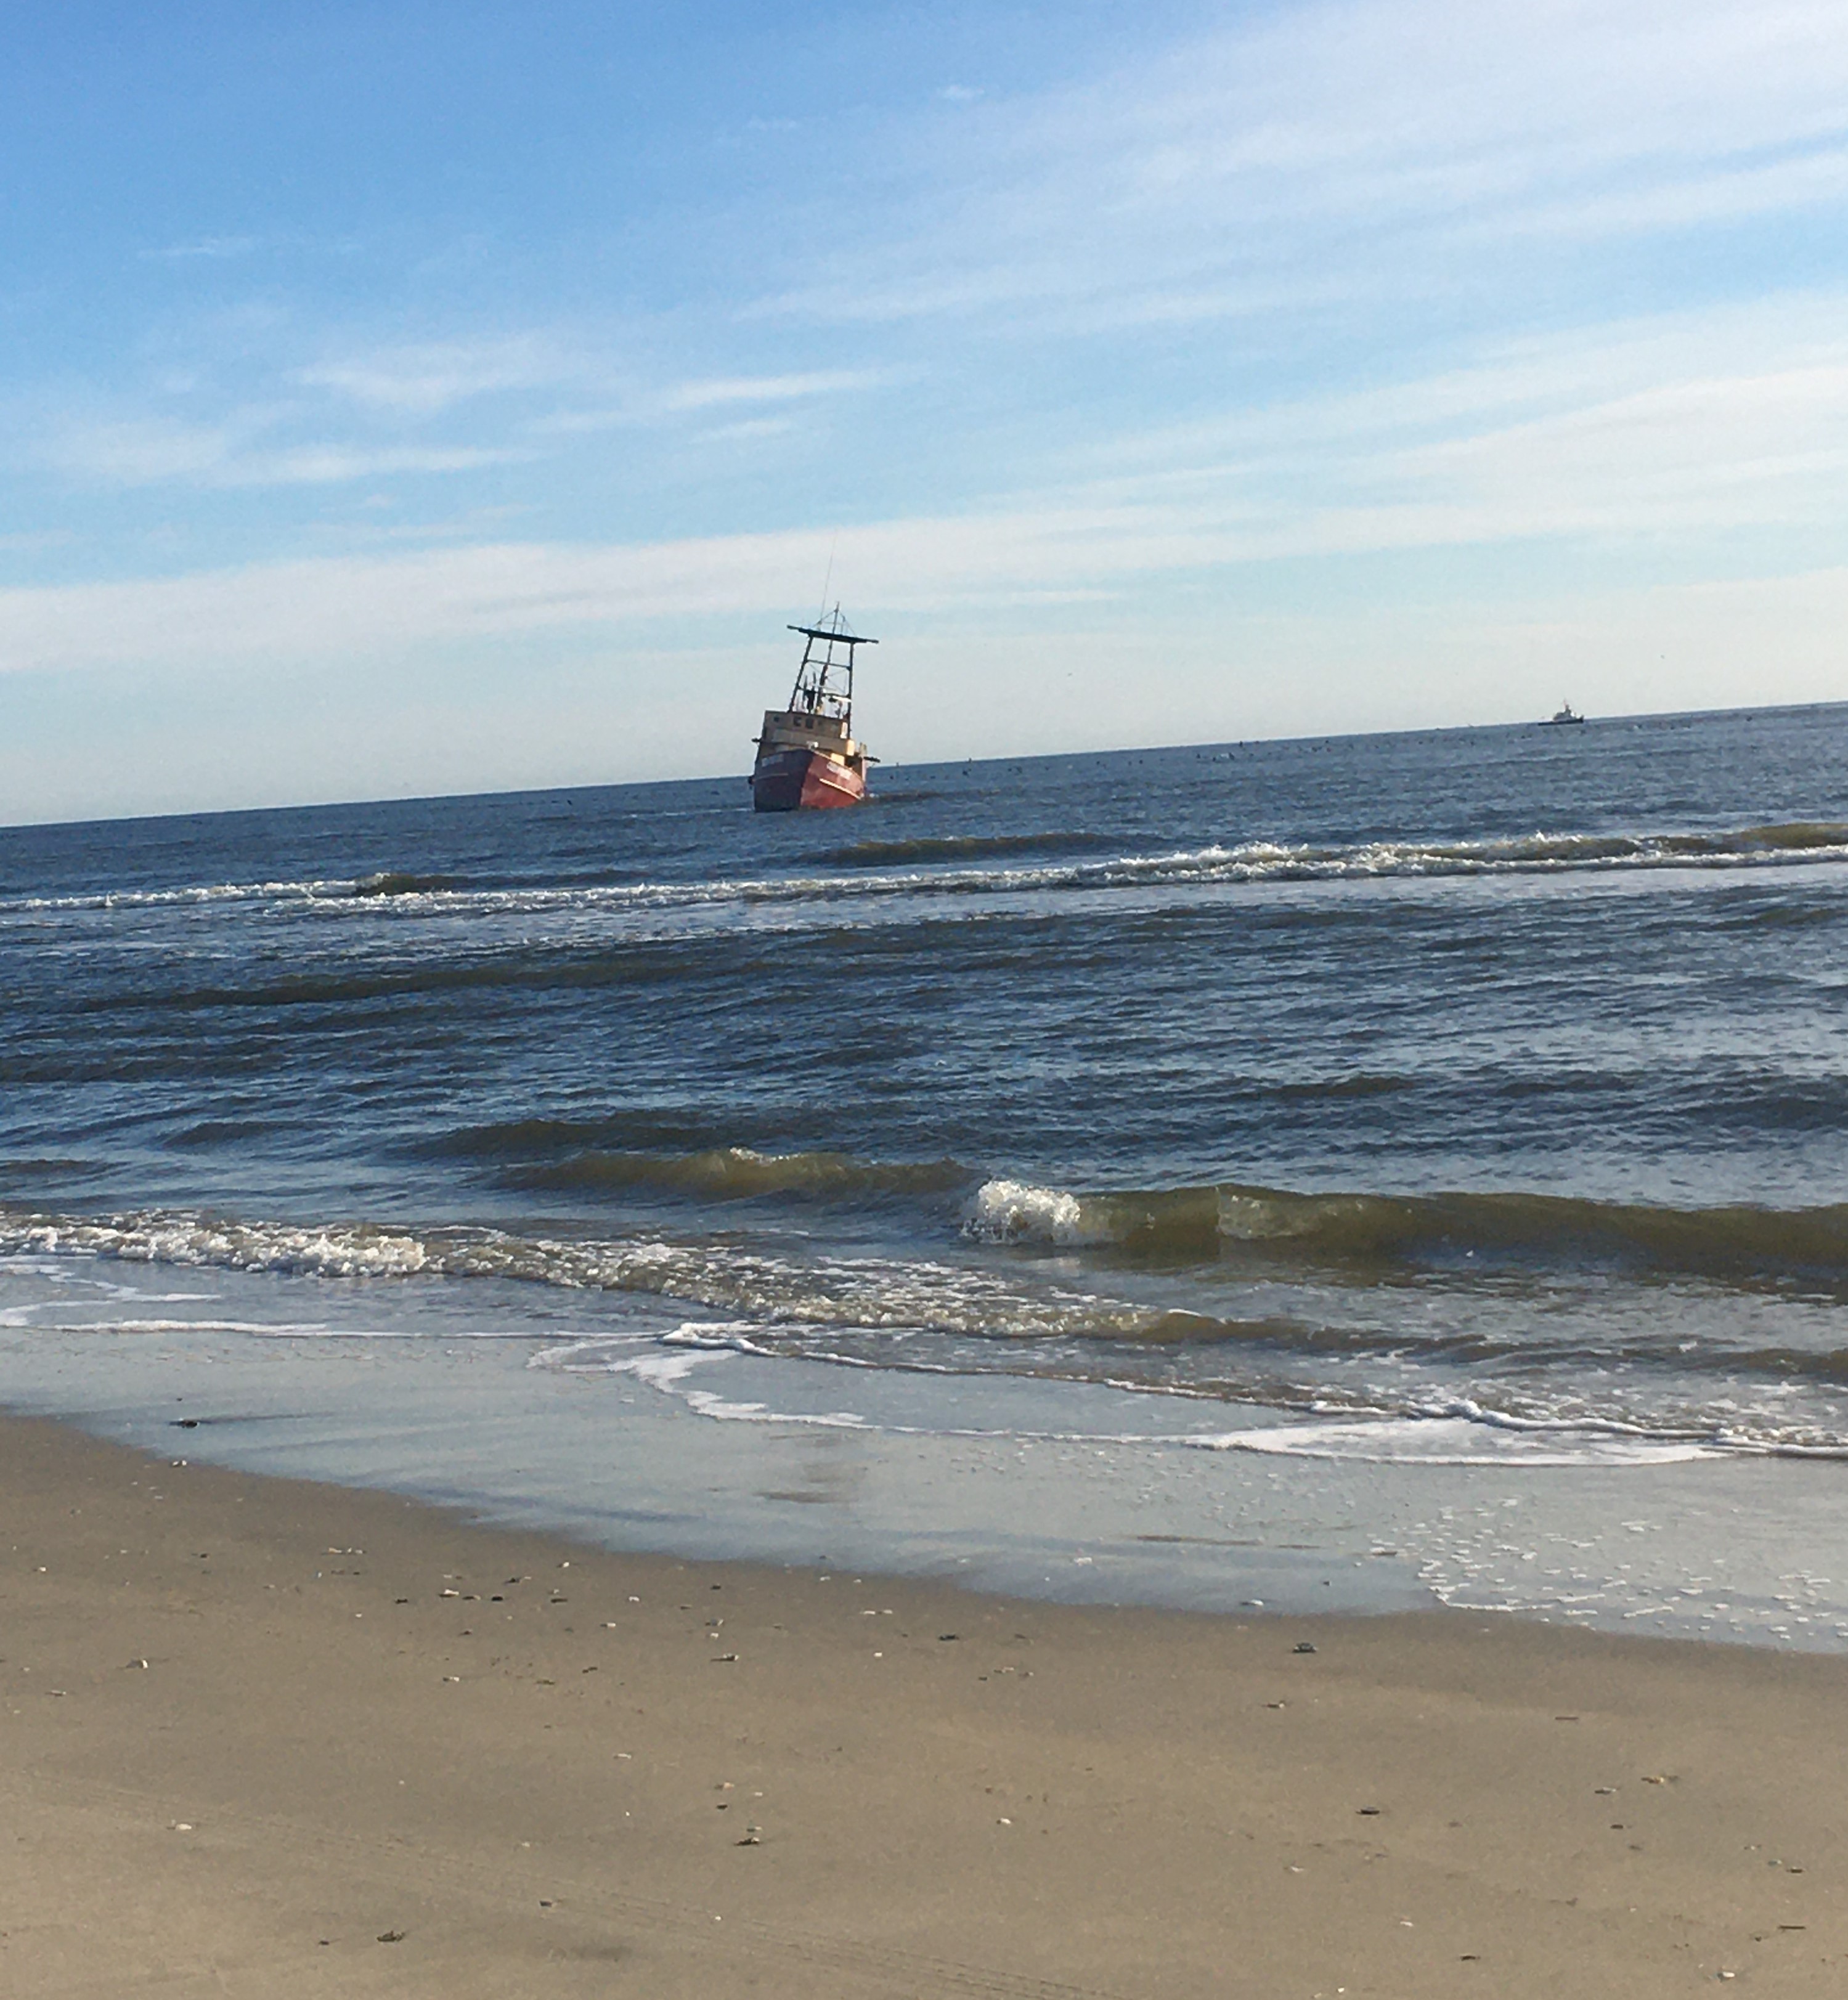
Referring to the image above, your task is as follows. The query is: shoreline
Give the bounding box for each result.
[6,1260,1848,1652]
[5,1408,1847,1996]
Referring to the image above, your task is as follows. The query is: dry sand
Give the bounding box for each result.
[2,1412,1844,1996]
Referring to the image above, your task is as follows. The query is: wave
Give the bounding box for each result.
[351,871,461,897]
[167,1120,279,1150]
[420,1126,974,1203]
[0,1157,116,1183]
[966,1176,1848,1288]
[12,1200,1848,1453]
[815,831,1113,867]
[15,1163,1848,1319]
[18,1190,1848,1390]
[0,1206,1148,1341]
[7,878,348,913]
[0,1199,1618,1362]
[12,818,1848,921]
[502,1145,972,1203]
[428,1118,656,1158]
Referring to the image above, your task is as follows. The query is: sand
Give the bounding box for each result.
[2,1412,1844,1996]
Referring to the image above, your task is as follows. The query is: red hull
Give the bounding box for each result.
[800,755,865,808]
[752,747,866,811]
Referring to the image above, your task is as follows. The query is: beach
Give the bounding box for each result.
[5,1411,1844,1997]
[10,720,1848,1991]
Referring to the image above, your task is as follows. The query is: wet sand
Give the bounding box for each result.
[3,1412,1844,1997]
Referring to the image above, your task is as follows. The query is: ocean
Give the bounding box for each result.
[6,702,1848,1645]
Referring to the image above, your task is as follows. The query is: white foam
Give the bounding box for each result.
[7,1213,1841,1461]
[5,1217,439,1278]
[680,1389,869,1429]
[0,1256,218,1301]
[0,1211,1131,1345]
[70,1317,540,1340]
[43,1317,342,1337]
[621,1352,710,1392]
[535,1327,1689,1461]
[1190,1415,1716,1466]
[9,826,1848,930]
[660,1323,787,1359]
[964,1178,1093,1246]
[528,1329,870,1427]
[528,1333,709,1383]
[6,879,347,913]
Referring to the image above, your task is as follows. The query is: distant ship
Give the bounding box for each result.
[1542,701,1586,726]
[750,608,878,811]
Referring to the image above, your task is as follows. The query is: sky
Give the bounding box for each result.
[3,0,1847,823]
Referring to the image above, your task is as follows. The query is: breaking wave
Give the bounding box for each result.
[10,1198,1848,1451]
[351,871,461,897]
[966,1176,1848,1289]
[0,1205,1155,1342]
[13,1155,1848,1323]
[10,819,1848,919]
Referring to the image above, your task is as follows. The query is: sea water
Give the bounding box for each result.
[6,705,1848,1644]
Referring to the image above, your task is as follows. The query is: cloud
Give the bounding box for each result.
[527,365,896,434]
[757,0,1848,332]
[0,477,1798,677]
[239,444,526,485]
[46,417,239,486]
[44,413,523,489]
[0,512,1239,678]
[140,236,261,262]
[294,336,585,414]
[290,343,891,438]
[660,369,892,413]
[26,334,894,500]
[1363,297,1848,444]
[695,415,799,442]
[6,528,1847,828]
[13,287,1848,675]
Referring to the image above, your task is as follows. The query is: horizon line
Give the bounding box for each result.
[2,695,1839,837]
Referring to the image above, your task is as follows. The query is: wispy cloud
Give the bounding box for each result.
[694,415,799,443]
[526,363,896,434]
[1051,304,1848,566]
[759,0,1848,332]
[14,288,1846,669]
[1089,292,1848,471]
[293,335,586,414]
[44,413,523,490]
[140,235,261,262]
[27,338,893,498]
[661,369,893,413]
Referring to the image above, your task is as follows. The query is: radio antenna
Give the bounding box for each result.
[816,532,838,623]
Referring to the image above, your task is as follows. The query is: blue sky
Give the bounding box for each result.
[4,0,1847,821]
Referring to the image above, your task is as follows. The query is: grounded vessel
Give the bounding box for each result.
[750,608,878,811]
